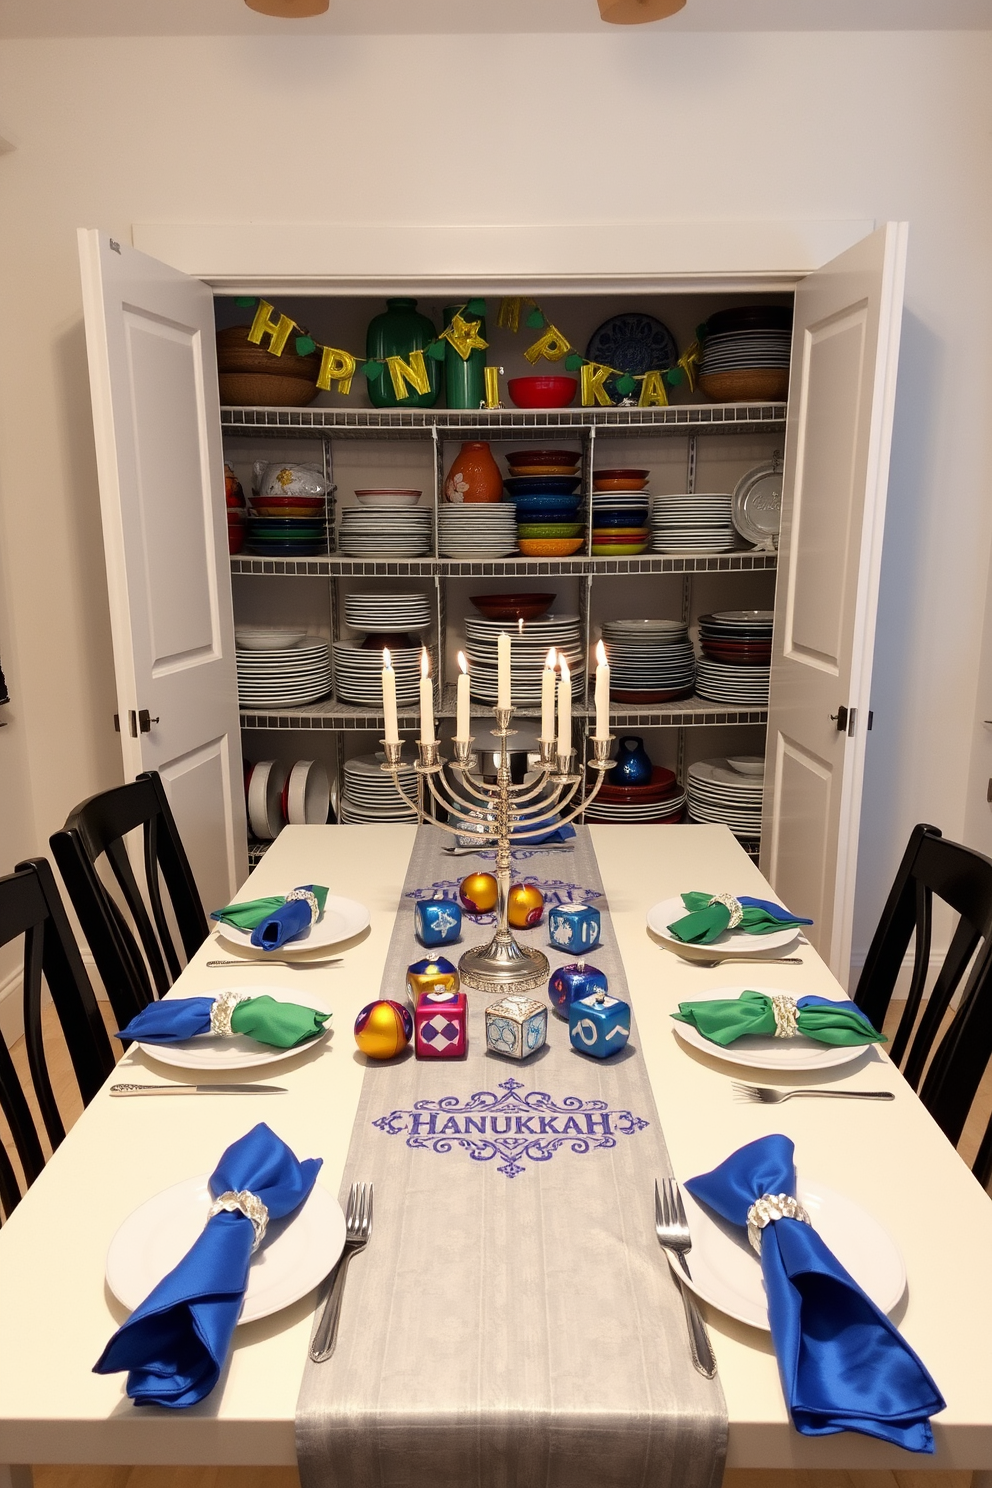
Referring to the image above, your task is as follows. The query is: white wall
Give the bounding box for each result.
[0,29,989,969]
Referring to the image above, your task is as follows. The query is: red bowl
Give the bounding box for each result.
[470,592,556,621]
[597,766,678,799]
[610,685,695,704]
[507,376,577,409]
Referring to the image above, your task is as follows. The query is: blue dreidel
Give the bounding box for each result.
[569,989,631,1059]
[547,961,608,1019]
[414,896,462,948]
[548,902,601,953]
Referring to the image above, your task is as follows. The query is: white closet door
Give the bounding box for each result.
[761,222,908,980]
[77,229,247,908]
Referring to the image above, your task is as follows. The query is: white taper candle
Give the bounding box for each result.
[419,647,435,744]
[557,655,572,757]
[382,649,399,745]
[541,647,557,742]
[497,629,511,710]
[594,638,610,739]
[456,652,471,740]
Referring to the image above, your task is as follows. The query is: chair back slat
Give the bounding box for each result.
[856,823,992,1188]
[51,772,209,1021]
[0,859,114,1219]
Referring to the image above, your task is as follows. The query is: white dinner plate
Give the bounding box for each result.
[677,1177,905,1330]
[215,893,370,953]
[670,985,870,1071]
[106,1173,345,1324]
[135,984,333,1070]
[647,895,802,954]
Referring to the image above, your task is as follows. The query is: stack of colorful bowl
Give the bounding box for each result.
[591,468,650,556]
[503,449,584,558]
[585,765,687,825]
[246,491,331,556]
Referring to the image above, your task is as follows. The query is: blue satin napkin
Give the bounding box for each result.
[686,1134,944,1452]
[94,1123,321,1408]
[115,996,329,1049]
[211,885,328,951]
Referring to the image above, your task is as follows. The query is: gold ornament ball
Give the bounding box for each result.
[354,999,413,1060]
[507,882,545,928]
[459,871,498,914]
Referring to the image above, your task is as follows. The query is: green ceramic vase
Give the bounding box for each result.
[365,298,441,409]
[443,301,487,410]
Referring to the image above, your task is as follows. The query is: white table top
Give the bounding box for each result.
[0,823,989,1472]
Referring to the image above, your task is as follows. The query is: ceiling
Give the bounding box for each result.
[1,0,991,36]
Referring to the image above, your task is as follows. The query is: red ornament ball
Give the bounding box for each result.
[459,871,498,914]
[354,999,413,1060]
[507,882,545,928]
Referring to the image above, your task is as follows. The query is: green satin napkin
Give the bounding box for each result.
[667,890,811,945]
[673,989,885,1048]
[230,996,330,1047]
[212,885,329,930]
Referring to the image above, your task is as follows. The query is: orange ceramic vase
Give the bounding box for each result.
[444,441,503,504]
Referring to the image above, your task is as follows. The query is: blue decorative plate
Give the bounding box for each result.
[504,476,581,498]
[585,313,678,405]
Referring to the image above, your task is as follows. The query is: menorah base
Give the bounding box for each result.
[458,937,550,996]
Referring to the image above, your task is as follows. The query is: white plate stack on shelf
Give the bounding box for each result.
[439,504,518,559]
[338,506,432,557]
[650,493,737,554]
[694,658,771,706]
[694,609,773,706]
[599,619,695,704]
[339,752,418,824]
[236,638,332,708]
[464,613,584,705]
[342,592,432,633]
[332,641,422,707]
[686,756,765,843]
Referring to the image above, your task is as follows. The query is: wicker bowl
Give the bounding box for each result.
[697,368,789,403]
[218,372,319,408]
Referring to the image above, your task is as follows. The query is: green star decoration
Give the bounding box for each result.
[427,340,447,362]
[465,298,487,316]
[665,366,685,387]
[616,374,637,396]
[526,308,545,329]
[234,296,257,308]
[361,360,384,381]
[564,353,584,372]
[295,335,316,356]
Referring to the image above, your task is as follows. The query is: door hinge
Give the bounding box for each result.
[138,709,160,734]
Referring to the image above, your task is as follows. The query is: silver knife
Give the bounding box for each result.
[110,1082,287,1096]
[205,958,342,969]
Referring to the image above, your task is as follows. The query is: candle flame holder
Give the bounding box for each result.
[381,712,614,995]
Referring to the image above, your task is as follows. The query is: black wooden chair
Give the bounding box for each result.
[0,857,116,1218]
[50,770,209,1027]
[855,822,992,1187]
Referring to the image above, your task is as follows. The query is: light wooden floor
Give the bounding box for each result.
[12,1001,989,1488]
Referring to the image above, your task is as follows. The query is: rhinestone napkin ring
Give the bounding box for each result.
[771,994,799,1038]
[208,1188,269,1252]
[746,1192,811,1254]
[286,887,320,924]
[706,892,743,929]
[210,989,252,1037]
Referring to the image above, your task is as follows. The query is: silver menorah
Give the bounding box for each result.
[382,707,615,995]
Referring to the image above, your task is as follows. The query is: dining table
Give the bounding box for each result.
[0,821,991,1488]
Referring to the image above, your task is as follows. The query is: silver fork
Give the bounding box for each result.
[733,1082,895,1104]
[309,1182,374,1363]
[654,1178,717,1379]
[671,955,804,969]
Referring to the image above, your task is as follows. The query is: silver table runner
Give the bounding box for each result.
[297,825,727,1488]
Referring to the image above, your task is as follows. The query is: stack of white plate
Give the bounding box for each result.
[600,619,695,702]
[700,330,791,373]
[236,642,332,708]
[695,658,770,705]
[650,494,736,554]
[342,592,432,633]
[339,752,418,823]
[439,504,518,558]
[338,506,432,557]
[686,756,764,840]
[332,642,421,706]
[585,788,688,824]
[464,613,584,705]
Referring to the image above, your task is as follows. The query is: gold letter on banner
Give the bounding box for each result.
[247,299,295,357]
[497,298,522,333]
[638,371,669,408]
[524,324,571,364]
[387,349,431,401]
[581,363,613,407]
[316,346,357,395]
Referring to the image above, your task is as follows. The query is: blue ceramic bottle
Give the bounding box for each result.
[609,736,653,787]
